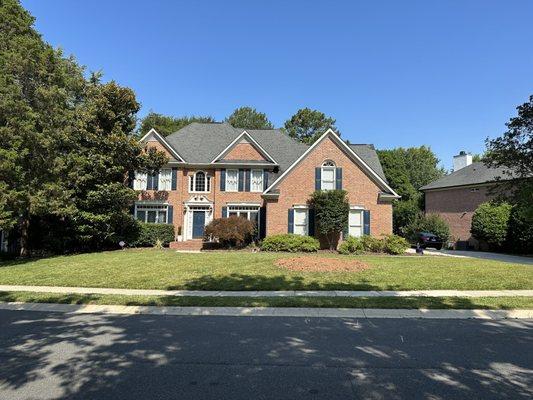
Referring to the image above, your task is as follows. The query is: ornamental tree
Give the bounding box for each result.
[309,190,349,250]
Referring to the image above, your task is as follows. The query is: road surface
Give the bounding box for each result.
[0,309,531,399]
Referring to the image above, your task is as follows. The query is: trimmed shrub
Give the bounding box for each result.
[261,234,319,252]
[403,213,451,243]
[382,234,409,255]
[338,236,364,255]
[360,235,385,253]
[129,223,175,247]
[471,202,512,250]
[309,190,350,250]
[205,216,255,248]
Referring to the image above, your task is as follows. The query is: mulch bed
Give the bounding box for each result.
[276,257,370,272]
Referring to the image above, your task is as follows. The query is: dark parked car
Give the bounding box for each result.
[412,232,444,250]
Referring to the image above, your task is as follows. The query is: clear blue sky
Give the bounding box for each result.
[22,0,533,169]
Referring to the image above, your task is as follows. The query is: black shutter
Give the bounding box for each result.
[146,172,152,190]
[245,169,251,192]
[363,210,371,235]
[171,168,178,190]
[259,206,267,239]
[315,167,321,190]
[343,211,349,239]
[336,167,342,190]
[128,171,135,188]
[222,206,228,218]
[288,209,294,234]
[238,169,245,191]
[152,170,159,191]
[308,208,315,237]
[220,169,226,191]
[263,170,269,191]
[167,205,173,224]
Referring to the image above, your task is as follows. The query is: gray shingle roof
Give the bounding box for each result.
[349,144,388,183]
[419,162,516,191]
[162,123,387,183]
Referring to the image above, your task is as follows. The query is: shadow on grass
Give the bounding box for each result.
[0,291,529,310]
[173,273,401,291]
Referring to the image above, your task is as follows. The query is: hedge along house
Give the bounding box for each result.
[134,123,399,250]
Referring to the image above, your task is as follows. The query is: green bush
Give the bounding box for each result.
[471,202,512,249]
[338,236,364,255]
[360,235,385,252]
[129,223,175,247]
[261,234,319,252]
[309,190,350,250]
[506,204,533,254]
[205,216,255,248]
[382,234,409,255]
[403,213,451,243]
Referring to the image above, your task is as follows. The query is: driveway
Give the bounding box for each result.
[0,309,531,399]
[415,248,533,265]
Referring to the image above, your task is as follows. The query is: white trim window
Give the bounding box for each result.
[250,169,263,192]
[133,171,148,190]
[293,208,308,236]
[225,169,239,192]
[348,208,364,237]
[189,171,211,193]
[228,205,260,227]
[135,204,169,224]
[321,160,336,190]
[158,169,172,191]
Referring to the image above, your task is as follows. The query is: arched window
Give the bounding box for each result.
[321,160,336,190]
[189,171,211,193]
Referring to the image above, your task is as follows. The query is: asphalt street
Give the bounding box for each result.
[0,309,531,399]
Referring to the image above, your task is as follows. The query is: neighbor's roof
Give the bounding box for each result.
[162,123,387,181]
[419,162,516,191]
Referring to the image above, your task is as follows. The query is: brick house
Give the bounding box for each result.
[420,151,515,249]
[134,122,399,249]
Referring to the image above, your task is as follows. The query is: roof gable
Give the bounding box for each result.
[139,128,185,162]
[211,130,277,164]
[264,129,399,197]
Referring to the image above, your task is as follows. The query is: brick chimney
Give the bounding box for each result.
[453,151,472,171]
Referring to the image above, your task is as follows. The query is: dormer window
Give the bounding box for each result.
[189,171,211,193]
[321,160,336,190]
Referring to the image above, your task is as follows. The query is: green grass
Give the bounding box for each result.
[0,249,531,291]
[0,291,532,309]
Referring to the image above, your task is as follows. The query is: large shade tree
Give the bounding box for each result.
[225,107,274,130]
[138,112,215,137]
[0,0,167,255]
[485,95,533,220]
[377,146,445,234]
[284,108,338,144]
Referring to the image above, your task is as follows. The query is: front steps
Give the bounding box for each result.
[169,240,204,251]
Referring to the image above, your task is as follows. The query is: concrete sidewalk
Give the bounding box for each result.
[0,301,531,319]
[0,284,532,298]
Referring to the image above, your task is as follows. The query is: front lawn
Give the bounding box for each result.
[0,249,531,291]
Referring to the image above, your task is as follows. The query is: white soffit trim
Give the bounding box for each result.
[139,128,186,163]
[211,130,278,164]
[263,129,400,198]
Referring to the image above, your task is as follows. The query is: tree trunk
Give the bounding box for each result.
[19,217,30,257]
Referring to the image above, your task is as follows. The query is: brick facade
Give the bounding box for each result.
[138,131,393,243]
[266,136,392,237]
[223,142,266,161]
[424,185,499,242]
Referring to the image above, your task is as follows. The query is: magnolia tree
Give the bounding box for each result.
[309,190,349,250]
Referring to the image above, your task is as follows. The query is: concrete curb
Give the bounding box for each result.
[1,285,532,298]
[0,302,531,319]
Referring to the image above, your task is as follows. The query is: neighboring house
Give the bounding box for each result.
[134,122,399,249]
[420,151,515,249]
